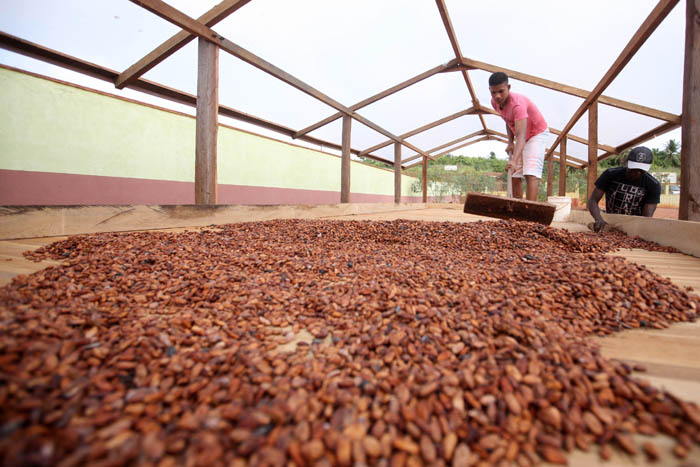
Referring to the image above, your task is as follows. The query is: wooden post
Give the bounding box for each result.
[680,0,699,221]
[546,152,554,197]
[587,102,598,201]
[422,156,428,203]
[195,38,218,205]
[340,115,351,203]
[559,136,567,196]
[394,143,401,204]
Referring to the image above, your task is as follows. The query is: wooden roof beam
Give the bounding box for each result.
[545,0,679,163]
[403,135,491,168]
[549,150,587,166]
[128,0,434,160]
[293,59,458,139]
[401,131,487,165]
[424,130,487,155]
[551,151,586,168]
[483,136,585,167]
[0,32,395,167]
[359,107,482,157]
[116,0,252,89]
[434,0,488,132]
[454,58,680,124]
[484,129,587,165]
[402,134,491,167]
[595,120,680,164]
[549,128,616,153]
[484,127,615,153]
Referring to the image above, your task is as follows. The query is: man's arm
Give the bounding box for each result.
[587,187,607,232]
[642,203,657,217]
[505,126,514,155]
[505,119,527,172]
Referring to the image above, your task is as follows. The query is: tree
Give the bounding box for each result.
[665,139,680,167]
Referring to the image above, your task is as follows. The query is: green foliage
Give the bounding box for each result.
[600,139,681,171]
[358,157,393,170]
[404,154,508,202]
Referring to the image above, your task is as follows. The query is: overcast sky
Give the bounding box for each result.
[0,0,685,164]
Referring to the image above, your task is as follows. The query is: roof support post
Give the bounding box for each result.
[559,137,567,196]
[340,115,352,203]
[546,152,554,197]
[195,38,219,205]
[394,143,402,204]
[680,0,700,220]
[422,157,428,203]
[341,115,352,203]
[587,102,599,202]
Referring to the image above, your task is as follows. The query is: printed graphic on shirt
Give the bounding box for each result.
[606,181,646,215]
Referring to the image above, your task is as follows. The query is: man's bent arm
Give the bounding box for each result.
[642,203,657,217]
[587,187,606,224]
[512,119,528,165]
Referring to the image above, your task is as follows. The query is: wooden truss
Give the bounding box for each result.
[0,0,696,218]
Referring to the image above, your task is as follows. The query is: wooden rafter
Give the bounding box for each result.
[0,33,396,167]
[550,151,586,168]
[293,60,458,139]
[424,130,486,156]
[483,127,613,155]
[484,129,586,166]
[595,120,680,164]
[404,136,490,168]
[545,0,680,162]
[116,0,252,89]
[359,107,480,157]
[456,58,680,124]
[400,130,486,166]
[128,0,434,160]
[434,0,488,132]
[549,128,616,153]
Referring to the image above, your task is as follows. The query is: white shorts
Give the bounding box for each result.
[513,131,550,179]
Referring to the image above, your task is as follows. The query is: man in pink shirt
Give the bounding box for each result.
[489,72,549,201]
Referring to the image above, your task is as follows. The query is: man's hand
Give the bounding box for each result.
[505,142,514,156]
[593,219,607,232]
[505,153,521,173]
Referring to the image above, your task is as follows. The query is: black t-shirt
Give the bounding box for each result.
[595,167,661,216]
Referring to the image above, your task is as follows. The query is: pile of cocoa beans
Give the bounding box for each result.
[1,219,698,466]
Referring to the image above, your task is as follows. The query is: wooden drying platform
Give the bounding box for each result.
[1,204,699,465]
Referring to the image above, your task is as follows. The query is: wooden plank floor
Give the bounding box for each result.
[0,209,698,465]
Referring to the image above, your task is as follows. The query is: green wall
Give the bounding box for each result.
[0,66,419,197]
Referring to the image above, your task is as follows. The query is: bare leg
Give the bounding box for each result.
[512,178,524,199]
[525,175,538,201]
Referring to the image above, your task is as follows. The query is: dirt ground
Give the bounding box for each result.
[653,207,680,219]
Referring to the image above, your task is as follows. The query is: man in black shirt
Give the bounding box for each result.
[587,146,661,232]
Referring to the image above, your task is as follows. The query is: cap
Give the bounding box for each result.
[627,146,653,172]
